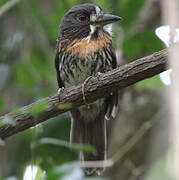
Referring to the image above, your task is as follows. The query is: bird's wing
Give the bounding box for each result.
[104,48,118,120]
[54,39,64,88]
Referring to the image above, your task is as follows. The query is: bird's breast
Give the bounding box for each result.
[59,32,114,87]
[65,32,112,58]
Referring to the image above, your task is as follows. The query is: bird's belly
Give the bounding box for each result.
[60,56,108,121]
[61,54,112,88]
[68,62,91,86]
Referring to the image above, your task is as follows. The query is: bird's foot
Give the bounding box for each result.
[82,76,93,110]
[57,87,65,95]
[96,72,102,81]
[57,87,65,101]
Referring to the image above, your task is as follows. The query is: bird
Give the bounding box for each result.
[54,3,121,175]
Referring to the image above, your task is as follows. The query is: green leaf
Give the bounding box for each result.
[39,137,96,154]
[35,166,45,180]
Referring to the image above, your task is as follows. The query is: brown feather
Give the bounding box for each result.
[66,32,112,57]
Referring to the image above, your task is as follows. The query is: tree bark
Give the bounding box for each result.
[0,49,168,139]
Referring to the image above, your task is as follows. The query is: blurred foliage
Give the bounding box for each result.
[145,153,173,180]
[136,75,164,90]
[0,0,165,179]
[39,137,96,153]
[119,0,146,30]
[123,30,164,60]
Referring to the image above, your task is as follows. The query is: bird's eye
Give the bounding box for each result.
[78,15,87,22]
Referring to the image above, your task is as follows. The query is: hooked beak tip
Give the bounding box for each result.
[91,14,122,26]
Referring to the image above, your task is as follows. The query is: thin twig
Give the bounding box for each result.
[0,0,20,17]
[109,109,164,166]
[111,120,155,164]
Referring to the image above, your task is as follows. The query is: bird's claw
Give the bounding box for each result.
[96,72,102,81]
[57,87,65,102]
[57,87,65,95]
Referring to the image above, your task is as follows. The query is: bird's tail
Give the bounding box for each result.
[70,109,106,176]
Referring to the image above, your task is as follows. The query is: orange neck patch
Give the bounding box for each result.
[65,32,112,57]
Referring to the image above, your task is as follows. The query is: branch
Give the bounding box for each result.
[0,0,20,17]
[0,49,168,139]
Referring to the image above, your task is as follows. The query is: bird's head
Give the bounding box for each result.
[59,4,122,41]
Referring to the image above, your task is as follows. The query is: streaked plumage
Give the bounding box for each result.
[55,3,121,175]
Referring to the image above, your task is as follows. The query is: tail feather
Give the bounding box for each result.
[70,108,106,175]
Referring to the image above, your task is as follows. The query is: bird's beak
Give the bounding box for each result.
[91,14,122,26]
